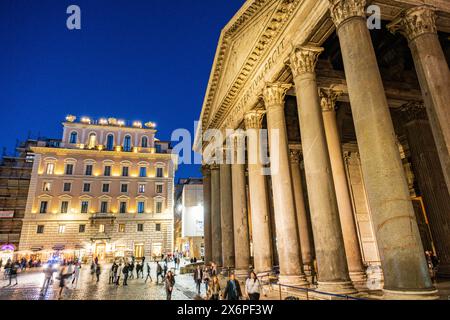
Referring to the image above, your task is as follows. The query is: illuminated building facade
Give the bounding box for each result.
[18,116,176,262]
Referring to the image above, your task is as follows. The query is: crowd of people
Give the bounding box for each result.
[192,262,264,301]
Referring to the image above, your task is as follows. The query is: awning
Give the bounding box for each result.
[52,245,65,251]
[31,246,43,252]
[75,244,85,249]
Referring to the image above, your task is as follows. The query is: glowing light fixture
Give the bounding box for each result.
[133,121,142,128]
[80,117,91,124]
[99,118,108,125]
[117,120,125,126]
[66,115,76,122]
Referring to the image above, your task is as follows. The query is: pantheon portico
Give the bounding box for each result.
[194,0,450,299]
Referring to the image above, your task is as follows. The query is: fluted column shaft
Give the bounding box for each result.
[202,165,213,264]
[210,164,222,266]
[289,149,314,270]
[263,83,308,286]
[290,46,354,294]
[388,6,450,192]
[330,0,435,298]
[244,111,273,274]
[401,102,450,277]
[320,89,366,285]
[231,133,251,275]
[220,152,235,269]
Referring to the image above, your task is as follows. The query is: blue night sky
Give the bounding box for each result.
[0,0,245,180]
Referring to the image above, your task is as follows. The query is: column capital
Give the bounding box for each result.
[289,46,324,78]
[262,82,292,109]
[319,88,343,112]
[244,110,266,129]
[289,149,302,164]
[387,6,437,42]
[329,0,367,29]
[400,101,428,123]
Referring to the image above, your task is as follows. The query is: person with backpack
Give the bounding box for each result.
[223,273,242,300]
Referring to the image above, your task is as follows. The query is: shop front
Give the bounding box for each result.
[0,244,15,263]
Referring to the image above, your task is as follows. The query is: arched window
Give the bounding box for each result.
[141,136,148,148]
[69,132,78,144]
[88,133,97,149]
[123,135,132,152]
[106,134,114,151]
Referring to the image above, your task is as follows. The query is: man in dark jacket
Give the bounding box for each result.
[223,274,242,300]
[193,265,203,294]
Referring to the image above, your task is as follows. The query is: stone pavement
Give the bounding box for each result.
[0,262,195,301]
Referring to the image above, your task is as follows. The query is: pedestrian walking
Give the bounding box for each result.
[223,274,242,300]
[57,266,71,300]
[95,263,101,282]
[193,265,203,295]
[115,263,123,286]
[41,264,54,294]
[109,263,117,284]
[207,276,221,300]
[203,266,211,294]
[156,262,163,284]
[90,261,96,281]
[145,263,153,283]
[7,262,18,286]
[163,262,168,278]
[72,263,81,288]
[245,272,262,300]
[165,271,175,300]
[122,263,129,286]
[129,262,135,280]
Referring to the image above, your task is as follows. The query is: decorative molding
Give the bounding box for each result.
[387,5,437,42]
[289,46,324,77]
[201,165,211,176]
[329,0,367,28]
[262,82,292,108]
[400,101,428,123]
[244,110,266,129]
[319,88,343,112]
[210,163,220,171]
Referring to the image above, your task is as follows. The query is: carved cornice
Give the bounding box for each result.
[400,101,428,123]
[319,88,343,112]
[289,149,302,164]
[244,110,266,129]
[262,82,292,108]
[201,0,302,131]
[289,46,324,77]
[387,6,437,42]
[329,0,367,29]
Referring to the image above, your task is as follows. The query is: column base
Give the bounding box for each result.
[349,271,368,290]
[316,281,358,298]
[382,288,439,300]
[278,274,309,288]
[234,269,250,281]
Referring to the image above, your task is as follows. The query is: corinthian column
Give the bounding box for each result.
[202,165,213,264]
[388,6,450,193]
[290,46,355,295]
[220,148,235,269]
[262,83,308,287]
[289,148,314,272]
[401,102,450,277]
[210,163,222,266]
[230,132,251,277]
[320,88,366,286]
[329,0,436,299]
[244,110,273,274]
